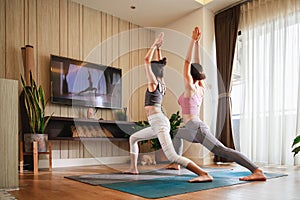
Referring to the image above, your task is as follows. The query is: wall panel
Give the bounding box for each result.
[51,141,61,159]
[27,0,37,52]
[69,140,80,159]
[129,24,139,121]
[36,0,60,99]
[105,14,114,120]
[82,6,101,63]
[66,1,82,118]
[5,0,24,80]
[60,140,69,159]
[101,12,111,120]
[106,15,113,67]
[119,20,130,115]
[55,0,68,118]
[67,1,81,60]
[138,28,150,121]
[0,0,5,78]
[111,16,119,68]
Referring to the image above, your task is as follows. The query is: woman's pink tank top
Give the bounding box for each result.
[178,87,204,115]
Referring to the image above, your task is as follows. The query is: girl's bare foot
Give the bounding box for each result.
[123,169,139,175]
[189,173,213,183]
[239,168,267,181]
[166,163,180,170]
[188,173,213,183]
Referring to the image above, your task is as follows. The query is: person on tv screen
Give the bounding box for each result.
[78,70,97,95]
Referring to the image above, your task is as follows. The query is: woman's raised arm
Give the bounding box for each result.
[184,28,200,88]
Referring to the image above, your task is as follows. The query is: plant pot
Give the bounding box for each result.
[24,133,48,152]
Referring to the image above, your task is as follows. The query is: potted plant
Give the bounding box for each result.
[21,71,53,152]
[292,135,300,157]
[115,107,128,121]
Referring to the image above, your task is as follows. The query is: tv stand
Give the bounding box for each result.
[45,116,139,141]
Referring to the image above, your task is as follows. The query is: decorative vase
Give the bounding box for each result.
[24,133,48,152]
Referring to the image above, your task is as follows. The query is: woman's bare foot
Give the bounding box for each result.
[166,163,180,170]
[239,168,267,181]
[188,173,213,183]
[123,169,139,175]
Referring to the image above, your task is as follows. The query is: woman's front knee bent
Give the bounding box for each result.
[129,135,139,146]
[164,151,179,163]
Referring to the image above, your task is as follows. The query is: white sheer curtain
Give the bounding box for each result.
[238,0,300,165]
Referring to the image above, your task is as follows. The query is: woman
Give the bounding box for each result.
[124,32,213,183]
[168,27,266,181]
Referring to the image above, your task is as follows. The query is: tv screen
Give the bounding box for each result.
[50,55,122,109]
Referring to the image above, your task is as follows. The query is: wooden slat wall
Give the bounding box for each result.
[4,0,24,80]
[1,0,153,164]
[0,0,5,78]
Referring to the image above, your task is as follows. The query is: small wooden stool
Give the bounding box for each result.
[20,141,52,174]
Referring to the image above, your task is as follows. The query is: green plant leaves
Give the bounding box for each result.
[292,135,300,147]
[292,146,300,157]
[20,71,52,134]
[292,135,300,157]
[169,111,183,139]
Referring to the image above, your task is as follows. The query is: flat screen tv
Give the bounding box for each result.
[50,55,122,109]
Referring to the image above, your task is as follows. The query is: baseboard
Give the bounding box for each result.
[39,156,130,168]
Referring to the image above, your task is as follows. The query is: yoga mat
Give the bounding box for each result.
[65,169,287,199]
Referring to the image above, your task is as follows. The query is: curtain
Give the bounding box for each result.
[239,0,300,165]
[214,5,241,162]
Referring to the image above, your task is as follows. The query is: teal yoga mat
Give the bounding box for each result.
[65,169,287,199]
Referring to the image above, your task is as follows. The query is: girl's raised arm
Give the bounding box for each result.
[144,33,164,91]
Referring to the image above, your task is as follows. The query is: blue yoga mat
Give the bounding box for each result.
[65,169,287,199]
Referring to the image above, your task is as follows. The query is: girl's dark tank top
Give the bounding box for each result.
[144,81,165,107]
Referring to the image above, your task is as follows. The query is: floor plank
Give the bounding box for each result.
[10,164,300,200]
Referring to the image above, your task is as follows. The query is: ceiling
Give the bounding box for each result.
[71,0,243,27]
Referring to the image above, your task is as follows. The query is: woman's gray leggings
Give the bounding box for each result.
[173,119,258,172]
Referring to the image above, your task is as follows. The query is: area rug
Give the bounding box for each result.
[0,190,17,200]
[65,169,287,199]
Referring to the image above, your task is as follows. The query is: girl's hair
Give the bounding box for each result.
[191,63,206,81]
[151,57,167,78]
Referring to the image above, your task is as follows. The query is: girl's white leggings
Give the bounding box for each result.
[129,112,191,167]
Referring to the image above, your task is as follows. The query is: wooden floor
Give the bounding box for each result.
[10,163,300,200]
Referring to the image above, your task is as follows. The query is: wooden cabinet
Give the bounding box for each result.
[45,116,139,141]
[20,117,138,170]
